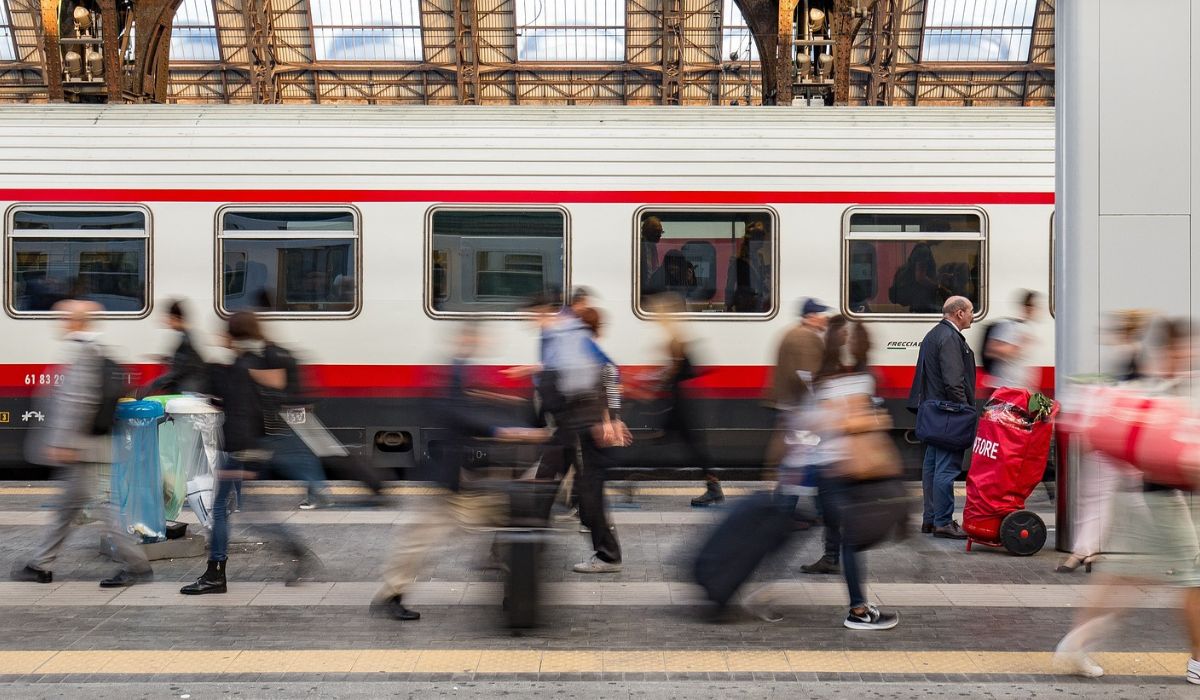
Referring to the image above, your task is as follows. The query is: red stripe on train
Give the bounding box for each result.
[0,364,1055,400]
[0,188,1054,206]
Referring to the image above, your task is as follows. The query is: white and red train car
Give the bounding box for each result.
[0,105,1054,476]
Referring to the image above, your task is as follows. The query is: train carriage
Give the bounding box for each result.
[0,105,1054,476]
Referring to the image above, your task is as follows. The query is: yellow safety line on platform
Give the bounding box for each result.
[0,649,1184,676]
[0,485,973,497]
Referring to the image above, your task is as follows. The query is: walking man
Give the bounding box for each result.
[11,300,153,587]
[908,296,976,540]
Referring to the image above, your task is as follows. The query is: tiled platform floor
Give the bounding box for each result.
[0,480,1180,697]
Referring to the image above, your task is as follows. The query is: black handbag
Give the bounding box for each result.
[915,399,976,452]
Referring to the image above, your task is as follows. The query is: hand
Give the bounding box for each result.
[45,447,78,464]
[500,365,540,379]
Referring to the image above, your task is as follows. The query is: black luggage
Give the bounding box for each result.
[693,491,797,607]
[502,530,541,629]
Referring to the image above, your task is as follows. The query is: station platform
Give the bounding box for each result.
[0,480,1188,698]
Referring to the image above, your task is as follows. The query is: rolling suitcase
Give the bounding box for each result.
[693,491,797,607]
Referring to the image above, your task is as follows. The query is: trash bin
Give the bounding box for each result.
[142,394,185,519]
[111,400,167,543]
[165,396,223,529]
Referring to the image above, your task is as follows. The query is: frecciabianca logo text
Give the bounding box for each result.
[886,341,922,350]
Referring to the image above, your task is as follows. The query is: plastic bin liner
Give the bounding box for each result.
[166,397,223,529]
[142,395,185,519]
[111,400,167,543]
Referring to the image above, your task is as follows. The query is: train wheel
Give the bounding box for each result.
[999,510,1046,556]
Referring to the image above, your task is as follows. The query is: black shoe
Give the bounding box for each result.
[691,482,725,507]
[373,595,420,621]
[11,564,52,583]
[100,569,153,588]
[921,522,934,534]
[932,521,968,540]
[800,555,841,575]
[180,560,227,595]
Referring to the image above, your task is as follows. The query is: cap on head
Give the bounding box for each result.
[800,298,830,317]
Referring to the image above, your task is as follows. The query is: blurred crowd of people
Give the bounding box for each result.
[13,286,1200,684]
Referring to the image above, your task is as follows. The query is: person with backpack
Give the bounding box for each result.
[138,299,208,397]
[10,300,153,587]
[981,290,1041,390]
[180,312,317,595]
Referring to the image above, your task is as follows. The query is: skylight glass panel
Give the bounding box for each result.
[922,0,1037,62]
[311,0,422,62]
[169,0,219,62]
[721,0,757,62]
[515,0,625,62]
[0,0,18,61]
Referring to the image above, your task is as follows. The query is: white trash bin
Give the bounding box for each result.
[166,397,224,530]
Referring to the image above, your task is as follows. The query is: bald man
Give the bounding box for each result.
[11,300,153,587]
[907,296,977,540]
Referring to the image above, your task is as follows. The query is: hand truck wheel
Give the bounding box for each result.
[999,509,1046,556]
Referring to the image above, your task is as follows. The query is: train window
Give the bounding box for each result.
[218,208,359,316]
[842,209,985,318]
[7,207,150,316]
[427,208,567,315]
[635,209,775,317]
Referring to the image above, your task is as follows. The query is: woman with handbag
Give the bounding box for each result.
[806,321,904,630]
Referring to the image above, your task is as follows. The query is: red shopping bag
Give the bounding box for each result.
[963,387,1057,543]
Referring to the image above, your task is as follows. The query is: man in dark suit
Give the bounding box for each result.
[908,295,976,540]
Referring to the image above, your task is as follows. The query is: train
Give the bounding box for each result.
[0,105,1055,477]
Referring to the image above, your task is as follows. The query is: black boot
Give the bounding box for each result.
[180,559,227,595]
[800,555,841,575]
[691,481,725,507]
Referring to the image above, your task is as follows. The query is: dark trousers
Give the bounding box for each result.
[210,453,307,563]
[816,471,843,561]
[822,475,867,608]
[573,428,621,564]
[662,400,716,482]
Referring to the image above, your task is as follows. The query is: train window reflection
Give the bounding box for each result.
[8,208,149,315]
[842,209,984,317]
[218,208,359,317]
[636,210,775,316]
[428,208,566,315]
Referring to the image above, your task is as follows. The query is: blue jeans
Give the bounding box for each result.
[262,432,326,500]
[922,444,962,527]
[209,474,238,562]
[841,536,866,608]
[209,452,304,563]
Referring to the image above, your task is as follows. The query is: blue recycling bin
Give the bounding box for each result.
[111,399,167,543]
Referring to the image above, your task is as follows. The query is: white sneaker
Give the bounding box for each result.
[1187,657,1200,685]
[1053,630,1104,678]
[572,555,621,574]
[554,507,580,523]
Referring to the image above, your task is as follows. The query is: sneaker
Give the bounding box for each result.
[1188,657,1200,685]
[298,495,330,510]
[843,604,899,630]
[1052,650,1104,678]
[1053,627,1105,678]
[572,555,622,574]
[800,555,841,575]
